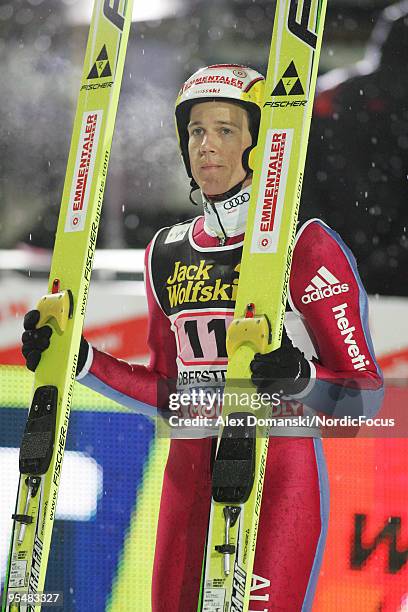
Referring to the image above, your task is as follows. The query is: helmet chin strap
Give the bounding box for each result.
[207,173,250,202]
[189,178,201,206]
[189,172,251,205]
[188,143,254,209]
[190,172,251,243]
[203,182,253,243]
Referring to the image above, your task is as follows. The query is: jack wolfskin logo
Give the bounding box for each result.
[87,45,112,79]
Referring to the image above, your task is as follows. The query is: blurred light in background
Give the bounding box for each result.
[64,0,185,25]
[0,0,406,295]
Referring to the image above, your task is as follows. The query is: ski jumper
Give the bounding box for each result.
[79,216,383,611]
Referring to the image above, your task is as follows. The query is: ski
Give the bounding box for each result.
[2,1,133,610]
[199,1,327,611]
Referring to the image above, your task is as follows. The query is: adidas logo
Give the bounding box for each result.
[301,266,349,304]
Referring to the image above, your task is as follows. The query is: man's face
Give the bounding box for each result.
[187,101,252,196]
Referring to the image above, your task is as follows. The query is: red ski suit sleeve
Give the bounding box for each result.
[288,219,384,417]
[79,241,177,415]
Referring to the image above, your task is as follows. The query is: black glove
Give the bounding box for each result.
[21,309,89,376]
[250,326,310,396]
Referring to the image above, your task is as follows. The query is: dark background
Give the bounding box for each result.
[0,0,407,295]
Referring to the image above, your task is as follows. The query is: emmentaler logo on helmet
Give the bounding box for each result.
[301,266,349,304]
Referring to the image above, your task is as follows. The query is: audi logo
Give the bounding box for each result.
[223,192,250,210]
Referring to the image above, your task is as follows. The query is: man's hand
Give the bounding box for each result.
[21,310,89,375]
[250,326,311,396]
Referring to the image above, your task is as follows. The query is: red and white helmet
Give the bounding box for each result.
[175,64,265,180]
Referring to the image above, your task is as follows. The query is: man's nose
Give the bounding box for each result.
[199,132,217,154]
